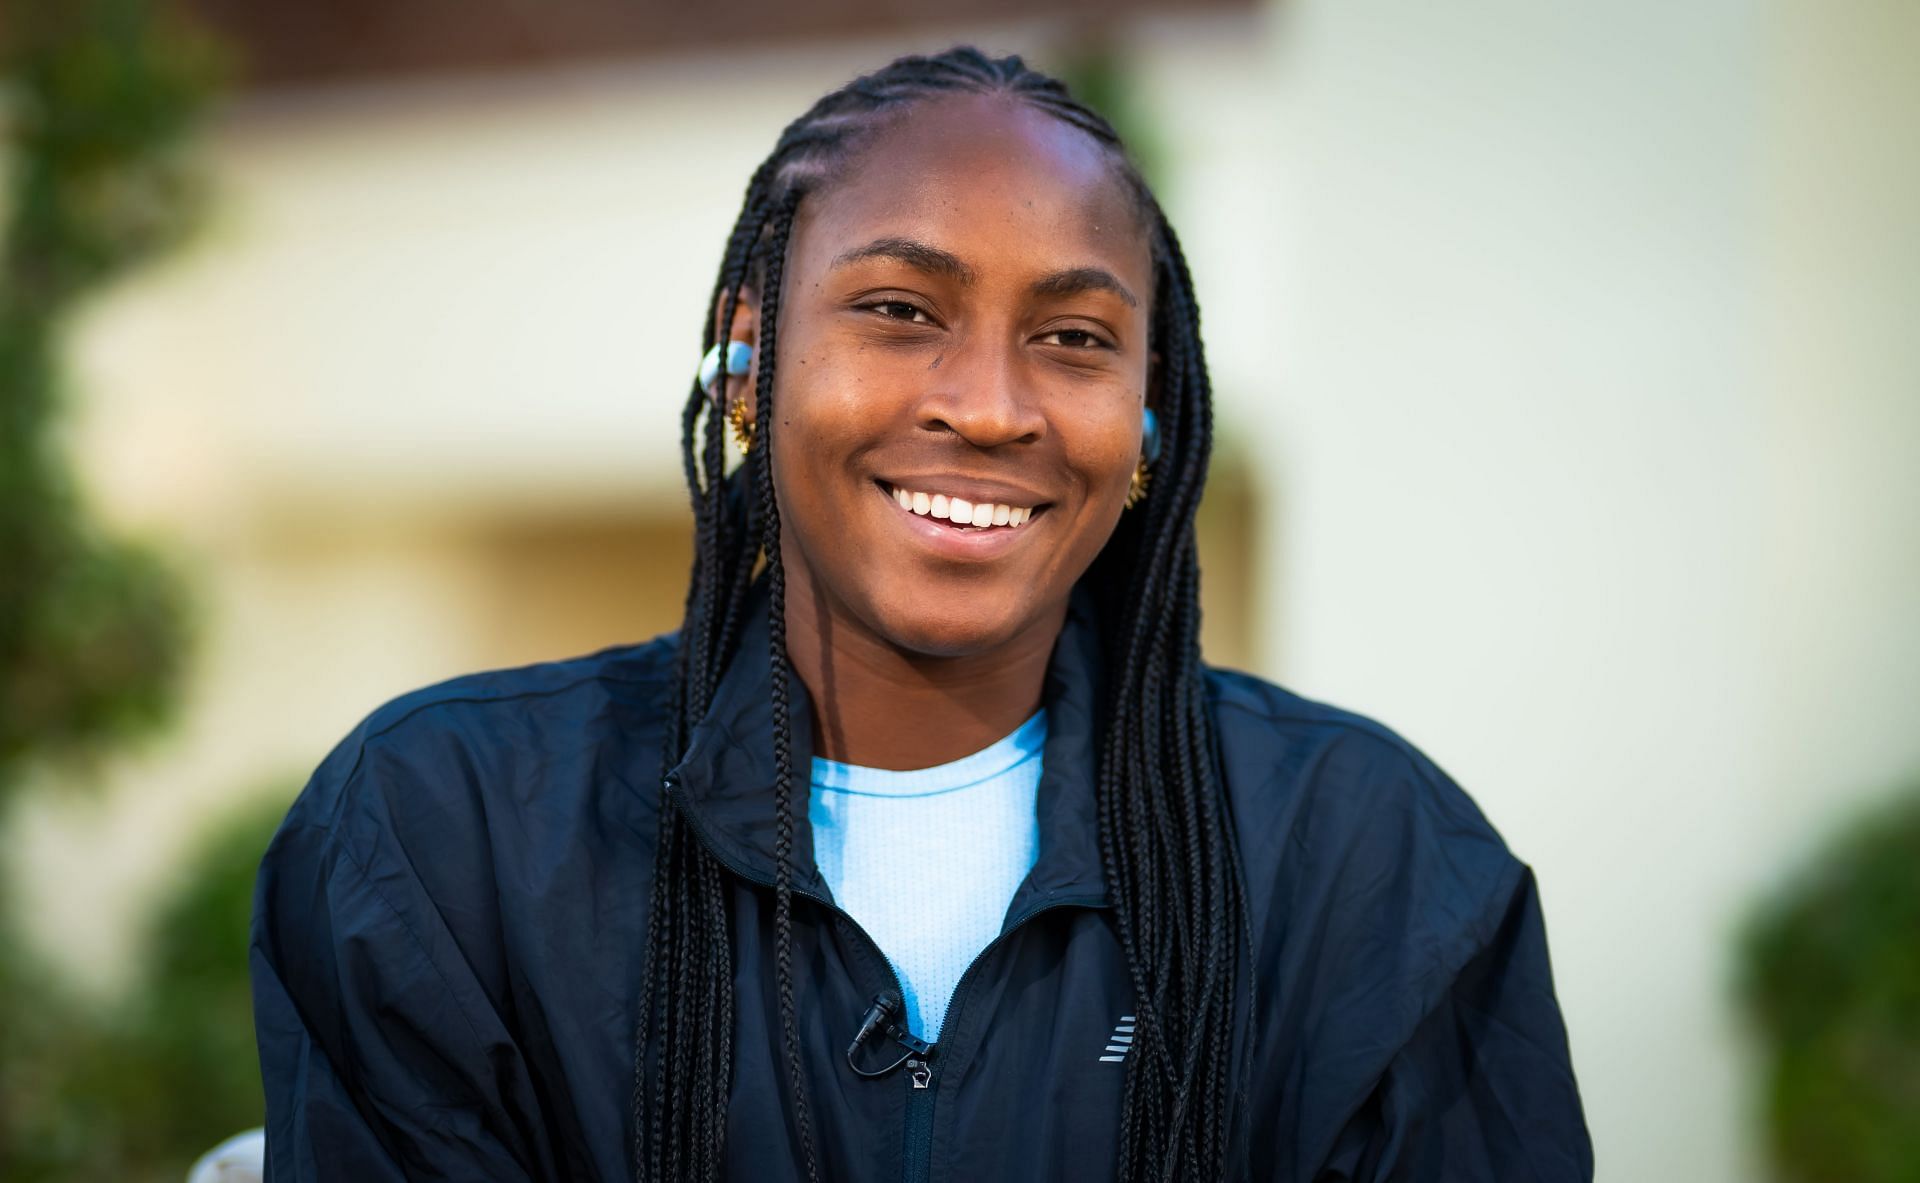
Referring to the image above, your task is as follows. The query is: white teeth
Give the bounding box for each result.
[887,484,1038,528]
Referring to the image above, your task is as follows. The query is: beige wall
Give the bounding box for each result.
[1262,2,1920,1179]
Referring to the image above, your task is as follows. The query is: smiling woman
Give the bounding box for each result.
[250,48,1593,1183]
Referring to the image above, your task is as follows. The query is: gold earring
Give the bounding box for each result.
[727,395,755,450]
[1125,456,1151,508]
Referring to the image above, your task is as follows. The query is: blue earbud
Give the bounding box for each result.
[698,341,753,392]
[1141,407,1161,466]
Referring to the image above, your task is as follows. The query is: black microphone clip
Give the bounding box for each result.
[847,992,899,1059]
[845,990,933,1078]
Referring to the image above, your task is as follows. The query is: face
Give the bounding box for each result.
[751,93,1155,660]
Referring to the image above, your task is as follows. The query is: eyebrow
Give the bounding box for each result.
[831,237,976,284]
[1030,266,1139,309]
[831,237,1140,309]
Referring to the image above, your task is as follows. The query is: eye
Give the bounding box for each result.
[1036,327,1111,350]
[863,299,934,325]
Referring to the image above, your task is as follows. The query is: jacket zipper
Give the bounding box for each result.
[901,1057,936,1183]
[893,895,1105,1183]
[673,793,1103,1183]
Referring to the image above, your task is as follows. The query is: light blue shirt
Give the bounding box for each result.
[808,710,1046,1041]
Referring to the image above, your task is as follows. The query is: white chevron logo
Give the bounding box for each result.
[1098,1015,1136,1063]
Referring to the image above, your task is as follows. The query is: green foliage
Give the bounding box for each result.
[0,792,286,1183]
[0,4,243,1175]
[0,0,225,797]
[1738,785,1920,1182]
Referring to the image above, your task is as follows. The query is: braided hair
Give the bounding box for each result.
[631,46,1249,1182]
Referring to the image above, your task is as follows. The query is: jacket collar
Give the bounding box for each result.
[664,581,1111,920]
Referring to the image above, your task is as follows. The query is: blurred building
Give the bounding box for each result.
[12,2,1918,1181]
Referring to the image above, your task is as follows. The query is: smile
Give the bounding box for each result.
[883,482,1042,530]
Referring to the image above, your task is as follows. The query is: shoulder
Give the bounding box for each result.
[275,632,681,872]
[1204,663,1505,841]
[1203,663,1525,968]
[1204,669,1589,1173]
[255,634,681,1037]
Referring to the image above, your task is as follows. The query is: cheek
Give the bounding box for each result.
[765,341,896,541]
[768,340,857,457]
[1070,347,1153,499]
[1068,403,1148,495]
[772,323,901,440]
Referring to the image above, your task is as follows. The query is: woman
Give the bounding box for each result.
[251,48,1591,1182]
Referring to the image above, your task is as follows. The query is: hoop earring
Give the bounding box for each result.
[1125,406,1159,509]
[727,395,756,451]
[1125,457,1151,508]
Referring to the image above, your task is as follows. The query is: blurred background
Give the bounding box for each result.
[2,0,1916,1178]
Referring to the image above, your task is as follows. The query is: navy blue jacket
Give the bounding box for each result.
[251,588,1592,1180]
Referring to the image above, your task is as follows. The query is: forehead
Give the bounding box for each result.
[790,92,1152,289]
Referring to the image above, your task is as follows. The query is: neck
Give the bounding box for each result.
[780,563,1066,772]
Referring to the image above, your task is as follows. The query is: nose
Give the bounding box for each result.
[915,335,1045,449]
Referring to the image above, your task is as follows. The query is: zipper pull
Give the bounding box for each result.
[907,1058,933,1090]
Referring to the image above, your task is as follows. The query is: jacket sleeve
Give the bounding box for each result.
[250,812,545,1182]
[1316,866,1593,1182]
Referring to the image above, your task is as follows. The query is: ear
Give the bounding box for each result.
[709,284,763,420]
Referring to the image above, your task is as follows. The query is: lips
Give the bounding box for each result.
[870,478,1051,561]
[883,482,1040,529]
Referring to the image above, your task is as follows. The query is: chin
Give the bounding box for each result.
[862,585,1039,660]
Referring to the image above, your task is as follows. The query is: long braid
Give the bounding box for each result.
[632,46,1249,1181]
[632,191,777,1181]
[750,193,823,1181]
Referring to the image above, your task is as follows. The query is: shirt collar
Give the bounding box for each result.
[810,708,1046,797]
[663,579,1110,916]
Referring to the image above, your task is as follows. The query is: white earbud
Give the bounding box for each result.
[698,341,753,392]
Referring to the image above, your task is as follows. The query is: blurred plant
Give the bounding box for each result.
[2,0,231,1176]
[0,0,225,797]
[1738,784,1920,1182]
[0,791,285,1182]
